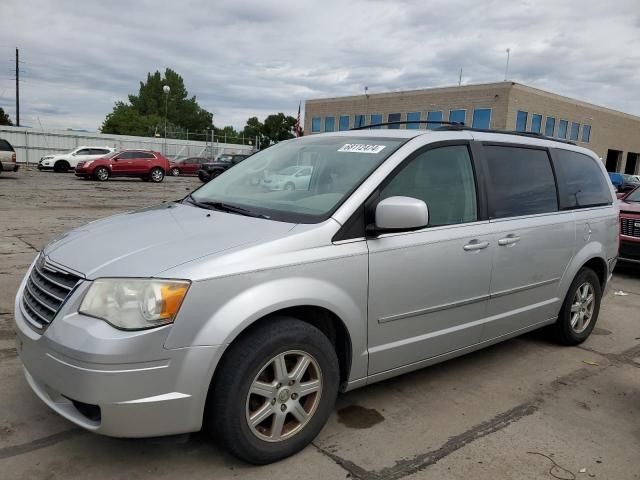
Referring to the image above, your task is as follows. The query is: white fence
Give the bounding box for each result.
[0,126,254,165]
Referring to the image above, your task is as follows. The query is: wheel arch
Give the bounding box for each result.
[560,241,609,298]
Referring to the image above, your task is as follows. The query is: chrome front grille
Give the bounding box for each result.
[21,255,82,330]
[621,218,640,238]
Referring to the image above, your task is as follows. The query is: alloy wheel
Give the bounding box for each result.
[570,282,595,333]
[245,350,323,443]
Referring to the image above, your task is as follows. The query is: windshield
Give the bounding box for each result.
[217,155,233,163]
[625,187,640,202]
[190,135,406,223]
[623,174,640,184]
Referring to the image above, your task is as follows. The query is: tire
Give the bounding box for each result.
[209,317,339,464]
[551,267,602,345]
[210,169,223,180]
[198,171,211,183]
[93,166,109,181]
[149,167,165,183]
[284,182,295,191]
[171,167,180,176]
[54,160,70,173]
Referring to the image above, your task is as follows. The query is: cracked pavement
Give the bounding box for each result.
[1,170,639,479]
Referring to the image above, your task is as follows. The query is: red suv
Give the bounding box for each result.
[619,186,640,264]
[75,150,170,182]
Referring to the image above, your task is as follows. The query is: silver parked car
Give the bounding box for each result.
[14,128,618,464]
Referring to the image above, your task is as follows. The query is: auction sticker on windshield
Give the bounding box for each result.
[338,144,387,154]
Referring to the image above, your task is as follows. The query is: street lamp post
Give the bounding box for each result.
[163,85,170,155]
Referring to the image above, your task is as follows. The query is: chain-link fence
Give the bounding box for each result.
[0,126,255,165]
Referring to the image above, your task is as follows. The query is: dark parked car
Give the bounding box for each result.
[618,186,640,265]
[75,150,171,182]
[198,154,250,183]
[169,157,209,176]
[608,172,640,194]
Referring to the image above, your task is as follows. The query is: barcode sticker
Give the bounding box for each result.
[338,144,386,154]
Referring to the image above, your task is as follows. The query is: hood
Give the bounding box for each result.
[619,199,640,214]
[44,202,296,279]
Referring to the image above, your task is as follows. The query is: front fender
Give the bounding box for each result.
[165,253,369,382]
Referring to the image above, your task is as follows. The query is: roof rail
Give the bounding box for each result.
[350,120,464,130]
[434,125,577,145]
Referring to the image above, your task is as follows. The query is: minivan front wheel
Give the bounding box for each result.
[552,268,602,345]
[209,317,339,464]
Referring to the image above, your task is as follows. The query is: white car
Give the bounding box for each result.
[38,146,115,172]
[262,165,313,191]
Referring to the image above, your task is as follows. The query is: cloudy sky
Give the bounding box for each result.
[1,0,639,132]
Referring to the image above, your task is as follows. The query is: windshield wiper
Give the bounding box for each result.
[184,195,269,219]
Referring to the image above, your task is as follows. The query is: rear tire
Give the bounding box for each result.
[54,160,70,173]
[171,167,180,176]
[149,167,165,183]
[551,268,602,345]
[284,182,295,191]
[209,317,339,464]
[93,166,109,181]
[198,171,211,183]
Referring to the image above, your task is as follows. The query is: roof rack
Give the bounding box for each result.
[433,125,577,145]
[350,120,464,130]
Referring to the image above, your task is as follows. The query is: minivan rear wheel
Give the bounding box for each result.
[208,317,339,464]
[552,267,602,345]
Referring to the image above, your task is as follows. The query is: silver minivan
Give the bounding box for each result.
[14,127,618,463]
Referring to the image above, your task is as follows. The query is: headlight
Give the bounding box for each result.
[79,278,190,330]
[83,160,93,167]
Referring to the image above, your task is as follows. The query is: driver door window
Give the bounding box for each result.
[379,145,478,226]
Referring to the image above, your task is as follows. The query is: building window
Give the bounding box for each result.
[427,111,443,127]
[388,113,402,129]
[570,122,580,141]
[582,124,591,143]
[449,109,466,125]
[516,111,528,131]
[354,114,366,128]
[370,113,383,128]
[530,114,542,134]
[324,116,335,132]
[311,117,321,133]
[558,119,568,139]
[545,117,556,137]
[339,115,350,131]
[472,108,492,129]
[407,112,421,129]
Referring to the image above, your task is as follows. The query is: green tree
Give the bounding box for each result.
[241,113,299,149]
[0,107,13,126]
[101,68,213,137]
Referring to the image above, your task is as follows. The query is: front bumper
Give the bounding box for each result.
[14,266,223,438]
[619,238,640,264]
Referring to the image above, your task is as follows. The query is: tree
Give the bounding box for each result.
[101,68,213,137]
[0,107,13,126]
[241,113,298,149]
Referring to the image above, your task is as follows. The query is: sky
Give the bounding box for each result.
[1,0,639,132]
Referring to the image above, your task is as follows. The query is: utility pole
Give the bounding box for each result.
[458,68,462,86]
[504,48,511,81]
[15,48,20,127]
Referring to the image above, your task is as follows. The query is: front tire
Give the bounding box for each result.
[149,167,165,183]
[54,160,70,173]
[552,268,602,345]
[93,166,109,181]
[209,317,339,464]
[284,182,295,191]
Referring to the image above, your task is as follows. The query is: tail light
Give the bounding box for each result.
[11,153,16,162]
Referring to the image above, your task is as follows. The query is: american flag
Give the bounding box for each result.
[295,101,302,137]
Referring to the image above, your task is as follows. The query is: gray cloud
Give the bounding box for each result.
[1,0,639,131]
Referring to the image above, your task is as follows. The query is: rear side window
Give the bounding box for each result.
[484,145,558,218]
[552,149,612,208]
[138,152,155,159]
[0,139,14,151]
[380,145,477,227]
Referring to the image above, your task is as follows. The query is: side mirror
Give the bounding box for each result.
[371,196,429,233]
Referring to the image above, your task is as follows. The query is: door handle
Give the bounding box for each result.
[463,240,490,251]
[498,234,521,246]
